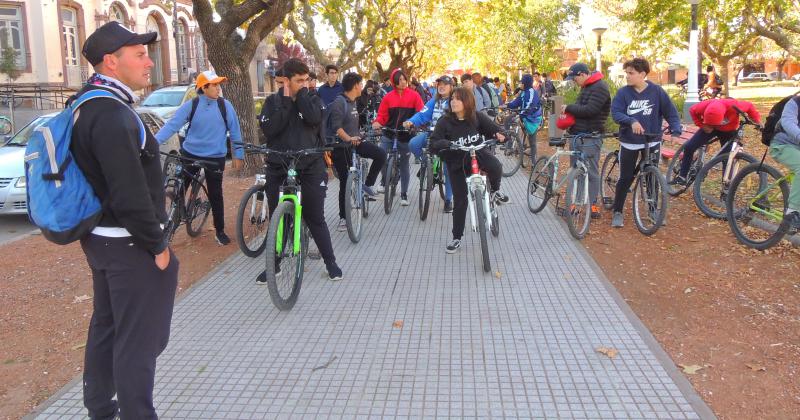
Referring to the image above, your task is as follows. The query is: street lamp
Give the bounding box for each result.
[685,0,701,119]
[592,27,607,73]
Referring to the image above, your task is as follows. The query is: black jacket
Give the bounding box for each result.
[565,73,611,134]
[70,84,167,255]
[429,112,501,161]
[356,93,380,128]
[259,87,326,173]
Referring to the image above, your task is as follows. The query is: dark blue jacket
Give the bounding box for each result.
[318,81,344,106]
[611,81,682,145]
[506,74,542,123]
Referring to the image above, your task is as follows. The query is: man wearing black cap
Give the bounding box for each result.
[561,62,611,218]
[73,21,178,419]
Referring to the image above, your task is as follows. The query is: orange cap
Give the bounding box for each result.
[195,70,227,88]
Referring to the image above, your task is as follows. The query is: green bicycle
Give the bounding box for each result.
[417,128,446,221]
[726,161,794,250]
[251,145,333,310]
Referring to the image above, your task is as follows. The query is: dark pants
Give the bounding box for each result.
[678,129,736,177]
[613,145,660,213]
[264,166,337,269]
[180,150,227,234]
[332,142,387,219]
[445,149,503,239]
[80,235,179,420]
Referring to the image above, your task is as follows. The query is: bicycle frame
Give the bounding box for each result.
[541,148,589,199]
[275,167,304,255]
[467,152,493,232]
[747,172,795,222]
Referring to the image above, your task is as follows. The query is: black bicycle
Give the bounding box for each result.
[416,127,446,221]
[381,126,411,214]
[161,152,216,243]
[235,144,270,257]
[492,107,535,177]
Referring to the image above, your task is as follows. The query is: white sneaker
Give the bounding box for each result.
[446,238,461,254]
[337,218,347,232]
[400,194,409,206]
[377,185,385,194]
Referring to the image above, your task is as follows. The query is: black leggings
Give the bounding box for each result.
[445,149,503,240]
[180,150,226,233]
[332,142,387,219]
[613,145,659,213]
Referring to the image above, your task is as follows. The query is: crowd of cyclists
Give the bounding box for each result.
[158,55,800,282]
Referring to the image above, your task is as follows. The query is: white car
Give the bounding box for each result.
[0,110,180,215]
[138,85,196,119]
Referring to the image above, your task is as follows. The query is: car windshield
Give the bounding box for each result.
[141,90,184,107]
[4,116,52,146]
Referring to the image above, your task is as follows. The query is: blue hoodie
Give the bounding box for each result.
[611,81,682,146]
[506,74,542,123]
[156,95,243,159]
[407,97,449,127]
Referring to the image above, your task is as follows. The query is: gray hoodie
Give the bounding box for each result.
[773,96,800,147]
[473,86,490,111]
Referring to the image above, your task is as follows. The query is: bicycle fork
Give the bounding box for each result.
[275,189,303,255]
[466,150,492,232]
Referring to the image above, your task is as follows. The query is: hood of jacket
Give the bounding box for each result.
[521,74,533,90]
[582,71,604,87]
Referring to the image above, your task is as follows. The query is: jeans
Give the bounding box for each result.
[569,135,602,205]
[380,136,411,195]
[409,132,453,201]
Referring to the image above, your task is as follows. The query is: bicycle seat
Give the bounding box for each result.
[549,137,566,147]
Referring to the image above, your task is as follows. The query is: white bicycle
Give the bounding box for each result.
[447,139,501,272]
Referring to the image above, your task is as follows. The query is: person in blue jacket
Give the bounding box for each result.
[504,73,543,165]
[403,75,455,213]
[156,70,243,245]
[610,57,682,228]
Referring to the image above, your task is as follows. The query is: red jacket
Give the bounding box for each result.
[689,98,761,132]
[374,69,423,141]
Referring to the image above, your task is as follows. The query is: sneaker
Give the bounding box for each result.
[215,231,231,245]
[446,238,462,254]
[377,185,385,194]
[785,211,800,234]
[611,211,624,228]
[668,175,687,186]
[327,263,343,281]
[443,200,453,213]
[400,194,410,206]
[492,191,510,204]
[362,185,377,197]
[591,205,601,219]
[337,218,347,232]
[255,270,267,285]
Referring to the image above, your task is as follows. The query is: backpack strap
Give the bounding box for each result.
[185,96,201,136]
[72,89,146,149]
[217,97,228,131]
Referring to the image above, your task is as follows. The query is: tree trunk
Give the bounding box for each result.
[717,58,730,96]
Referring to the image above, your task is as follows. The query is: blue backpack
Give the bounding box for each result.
[24,89,145,244]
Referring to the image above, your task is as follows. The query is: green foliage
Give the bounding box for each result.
[0,34,20,81]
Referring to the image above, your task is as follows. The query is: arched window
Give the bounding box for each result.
[176,19,189,82]
[109,4,127,27]
[146,15,163,86]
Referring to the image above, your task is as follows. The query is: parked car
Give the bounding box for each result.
[0,110,179,216]
[738,72,770,83]
[768,71,789,81]
[792,74,800,86]
[139,84,196,119]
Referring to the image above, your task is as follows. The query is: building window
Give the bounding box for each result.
[61,8,79,67]
[0,6,26,69]
[176,20,188,81]
[195,33,207,71]
[109,4,128,28]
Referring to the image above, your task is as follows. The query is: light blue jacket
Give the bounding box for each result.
[155,95,244,159]
[773,96,800,147]
[407,97,449,127]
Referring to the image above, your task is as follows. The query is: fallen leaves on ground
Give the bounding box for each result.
[746,363,766,372]
[679,364,705,375]
[392,320,403,329]
[596,346,619,358]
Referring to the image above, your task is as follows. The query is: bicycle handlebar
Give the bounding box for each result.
[731,105,763,130]
[243,143,335,156]
[159,152,219,167]
[448,139,499,152]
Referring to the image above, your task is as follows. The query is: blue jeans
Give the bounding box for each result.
[409,132,453,201]
[381,136,411,195]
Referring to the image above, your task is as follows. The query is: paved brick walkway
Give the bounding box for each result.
[31,166,715,419]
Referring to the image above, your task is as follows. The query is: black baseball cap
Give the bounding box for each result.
[82,21,158,66]
[436,75,454,85]
[565,63,591,80]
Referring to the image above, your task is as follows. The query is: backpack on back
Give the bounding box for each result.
[483,84,500,108]
[762,93,800,146]
[24,89,145,245]
[181,96,228,141]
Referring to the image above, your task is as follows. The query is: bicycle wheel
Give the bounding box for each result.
[265,200,305,310]
[163,190,181,243]
[185,179,211,237]
[0,116,11,135]
[474,188,491,272]
[344,170,363,243]
[565,167,591,239]
[361,160,370,219]
[666,143,700,196]
[693,152,756,220]
[490,199,500,237]
[600,150,620,210]
[498,130,523,177]
[527,156,553,214]
[524,130,537,169]
[726,163,789,250]
[435,159,446,200]
[632,166,668,235]
[384,155,395,214]
[235,184,269,257]
[162,153,178,177]
[418,157,432,220]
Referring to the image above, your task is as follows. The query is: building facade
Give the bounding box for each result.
[1,0,208,88]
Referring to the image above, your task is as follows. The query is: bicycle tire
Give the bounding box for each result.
[665,143,700,196]
[163,190,181,243]
[162,152,178,177]
[235,184,269,257]
[345,170,363,243]
[418,157,432,220]
[693,152,756,220]
[490,199,500,237]
[527,156,553,214]
[500,131,523,177]
[726,163,790,250]
[600,150,620,210]
[384,155,395,214]
[475,189,491,272]
[435,159,446,200]
[632,166,668,235]
[565,167,591,239]
[361,160,370,219]
[185,179,211,237]
[265,200,305,310]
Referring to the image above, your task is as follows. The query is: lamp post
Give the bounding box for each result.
[685,0,700,120]
[592,27,606,73]
[171,0,181,83]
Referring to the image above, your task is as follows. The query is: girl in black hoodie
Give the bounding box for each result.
[429,87,509,253]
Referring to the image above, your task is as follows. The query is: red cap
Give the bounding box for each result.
[556,112,575,130]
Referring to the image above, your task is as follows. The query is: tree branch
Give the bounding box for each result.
[241,0,294,60]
